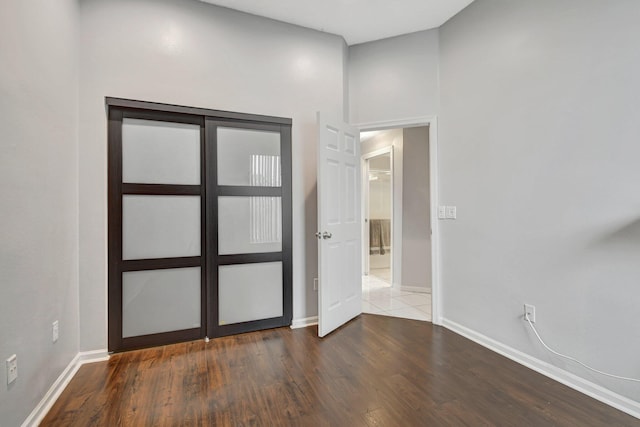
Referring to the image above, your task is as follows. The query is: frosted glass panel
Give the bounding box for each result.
[123,195,200,260]
[217,127,281,186]
[122,118,200,185]
[122,267,201,338]
[218,196,281,255]
[218,262,283,325]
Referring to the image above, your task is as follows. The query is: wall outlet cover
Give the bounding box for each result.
[524,304,536,323]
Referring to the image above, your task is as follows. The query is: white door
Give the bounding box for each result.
[317,112,362,337]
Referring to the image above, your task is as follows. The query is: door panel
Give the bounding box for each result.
[344,162,357,223]
[344,239,359,303]
[317,113,362,337]
[122,195,201,260]
[122,118,201,185]
[122,267,201,338]
[326,241,342,310]
[217,196,282,255]
[218,262,283,325]
[217,127,281,187]
[326,159,341,224]
[207,119,293,339]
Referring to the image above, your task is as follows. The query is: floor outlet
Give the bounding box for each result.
[52,320,59,342]
[6,355,17,384]
[524,304,536,323]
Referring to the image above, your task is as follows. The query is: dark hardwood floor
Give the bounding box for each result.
[42,315,638,426]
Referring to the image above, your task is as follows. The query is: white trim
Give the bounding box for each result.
[290,316,318,329]
[78,349,110,364]
[354,116,436,131]
[362,146,393,158]
[428,119,441,325]
[21,350,110,427]
[400,285,431,294]
[442,319,640,420]
[355,115,441,326]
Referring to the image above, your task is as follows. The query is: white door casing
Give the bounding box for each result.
[317,112,362,337]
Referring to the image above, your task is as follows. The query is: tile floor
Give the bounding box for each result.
[363,269,431,322]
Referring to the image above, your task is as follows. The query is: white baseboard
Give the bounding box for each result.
[21,349,110,427]
[290,316,318,329]
[400,285,431,294]
[441,318,640,420]
[77,349,110,364]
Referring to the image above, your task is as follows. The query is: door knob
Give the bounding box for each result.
[322,231,332,239]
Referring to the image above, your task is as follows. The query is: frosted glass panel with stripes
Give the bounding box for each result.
[218,196,281,255]
[217,127,281,186]
[218,262,283,325]
[122,267,201,338]
[122,118,200,185]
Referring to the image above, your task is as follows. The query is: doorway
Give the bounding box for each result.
[360,126,432,322]
[363,149,393,284]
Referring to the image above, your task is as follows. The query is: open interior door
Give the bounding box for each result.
[317,112,362,337]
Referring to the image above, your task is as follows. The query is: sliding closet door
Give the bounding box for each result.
[108,108,206,351]
[108,97,292,352]
[206,121,292,338]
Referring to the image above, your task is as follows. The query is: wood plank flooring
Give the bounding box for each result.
[42,315,639,426]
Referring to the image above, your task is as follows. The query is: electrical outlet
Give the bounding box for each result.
[52,320,59,342]
[6,355,17,384]
[524,304,536,323]
[438,206,446,219]
[313,278,318,291]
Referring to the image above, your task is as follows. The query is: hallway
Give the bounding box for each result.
[362,270,431,321]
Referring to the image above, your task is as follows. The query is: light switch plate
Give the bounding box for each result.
[438,206,446,219]
[52,320,59,342]
[446,206,457,219]
[6,354,17,384]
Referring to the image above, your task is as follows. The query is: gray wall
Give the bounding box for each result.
[78,0,347,349]
[368,155,392,220]
[349,30,439,124]
[440,0,640,402]
[401,127,431,290]
[0,0,80,425]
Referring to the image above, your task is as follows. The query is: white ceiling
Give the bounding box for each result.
[199,0,475,45]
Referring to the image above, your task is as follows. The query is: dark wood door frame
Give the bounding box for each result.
[107,97,293,352]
